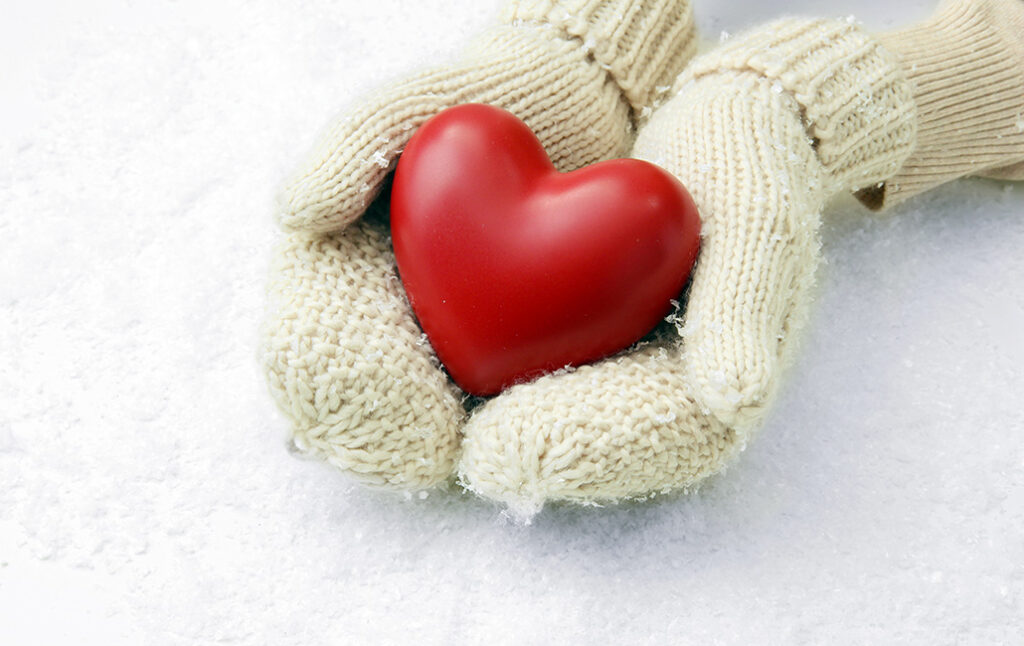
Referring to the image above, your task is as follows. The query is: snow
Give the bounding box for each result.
[1,0,1021,644]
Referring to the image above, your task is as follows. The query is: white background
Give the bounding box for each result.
[2,0,1022,643]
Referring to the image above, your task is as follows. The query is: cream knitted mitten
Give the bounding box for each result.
[459,0,1024,512]
[262,0,697,488]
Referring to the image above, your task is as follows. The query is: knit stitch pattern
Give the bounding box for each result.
[684,18,916,192]
[263,213,466,487]
[860,0,1024,208]
[459,340,736,514]
[264,0,697,490]
[265,0,1024,508]
[460,71,835,505]
[461,17,922,504]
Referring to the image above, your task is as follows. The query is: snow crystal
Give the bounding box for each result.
[371,149,390,168]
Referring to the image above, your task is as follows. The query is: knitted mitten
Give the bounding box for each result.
[262,0,697,488]
[458,0,1024,513]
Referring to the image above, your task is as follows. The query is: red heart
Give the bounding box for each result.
[390,104,700,396]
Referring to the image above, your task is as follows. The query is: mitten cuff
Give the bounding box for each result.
[856,0,1024,210]
[503,0,697,114]
[683,18,917,192]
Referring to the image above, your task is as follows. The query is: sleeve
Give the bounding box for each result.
[855,0,1024,209]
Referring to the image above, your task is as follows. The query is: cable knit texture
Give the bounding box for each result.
[263,0,697,489]
[277,0,697,234]
[461,72,834,507]
[857,0,1024,209]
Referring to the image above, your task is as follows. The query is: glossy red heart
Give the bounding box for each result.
[390,104,700,396]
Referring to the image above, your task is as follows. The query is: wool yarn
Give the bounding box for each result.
[459,0,1024,510]
[263,0,697,489]
[265,0,1024,509]
[460,35,913,507]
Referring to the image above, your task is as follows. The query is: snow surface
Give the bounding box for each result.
[1,0,1022,644]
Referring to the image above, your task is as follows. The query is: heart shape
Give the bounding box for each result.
[391,104,700,396]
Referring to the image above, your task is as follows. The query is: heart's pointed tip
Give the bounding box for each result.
[447,364,537,399]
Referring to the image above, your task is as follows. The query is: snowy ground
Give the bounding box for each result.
[2,0,1022,644]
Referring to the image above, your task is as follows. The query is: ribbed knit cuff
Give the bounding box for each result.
[502,0,697,114]
[856,0,1024,210]
[683,18,917,193]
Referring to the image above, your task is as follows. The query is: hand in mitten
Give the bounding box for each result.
[262,0,697,488]
[458,0,1024,513]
